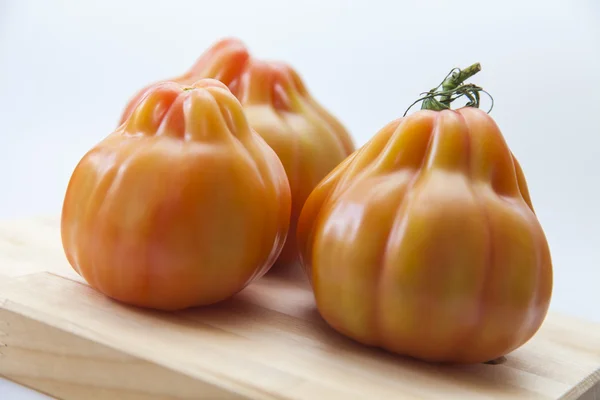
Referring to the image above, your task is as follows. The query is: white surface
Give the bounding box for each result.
[0,377,52,399]
[0,0,599,398]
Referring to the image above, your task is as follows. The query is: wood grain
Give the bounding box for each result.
[0,217,599,399]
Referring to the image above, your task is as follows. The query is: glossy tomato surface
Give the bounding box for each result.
[62,79,291,310]
[297,108,552,364]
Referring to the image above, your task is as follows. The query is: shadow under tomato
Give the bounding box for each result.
[98,272,522,397]
[307,320,521,397]
[261,260,310,287]
[304,311,525,397]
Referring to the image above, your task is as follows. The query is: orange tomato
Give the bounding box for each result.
[297,107,553,364]
[62,79,291,311]
[120,38,355,271]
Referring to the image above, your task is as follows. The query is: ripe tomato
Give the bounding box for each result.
[232,57,355,270]
[62,79,291,310]
[297,107,552,363]
[119,38,355,272]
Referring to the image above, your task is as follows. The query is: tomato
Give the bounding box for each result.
[231,57,355,271]
[62,79,291,311]
[119,38,355,272]
[297,105,553,364]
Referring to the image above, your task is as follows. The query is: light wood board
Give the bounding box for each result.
[0,216,599,399]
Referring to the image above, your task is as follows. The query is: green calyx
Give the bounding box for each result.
[404,62,493,116]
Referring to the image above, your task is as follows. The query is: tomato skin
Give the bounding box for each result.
[297,108,552,364]
[62,79,291,311]
[119,38,355,271]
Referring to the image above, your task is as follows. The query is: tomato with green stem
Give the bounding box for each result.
[297,64,552,364]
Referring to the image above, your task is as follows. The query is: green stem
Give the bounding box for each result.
[439,62,481,107]
[405,62,491,114]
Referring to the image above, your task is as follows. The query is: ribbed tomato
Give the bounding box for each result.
[297,104,552,363]
[231,56,355,270]
[62,79,291,310]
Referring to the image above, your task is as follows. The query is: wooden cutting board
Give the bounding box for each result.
[0,216,599,400]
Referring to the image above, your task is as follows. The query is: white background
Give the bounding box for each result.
[1,0,599,398]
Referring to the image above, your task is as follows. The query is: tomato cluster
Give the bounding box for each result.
[61,38,552,364]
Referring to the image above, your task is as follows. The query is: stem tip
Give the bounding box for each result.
[402,62,492,116]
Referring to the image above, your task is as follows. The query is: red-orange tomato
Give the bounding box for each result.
[62,79,291,311]
[297,107,553,364]
[120,38,355,272]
